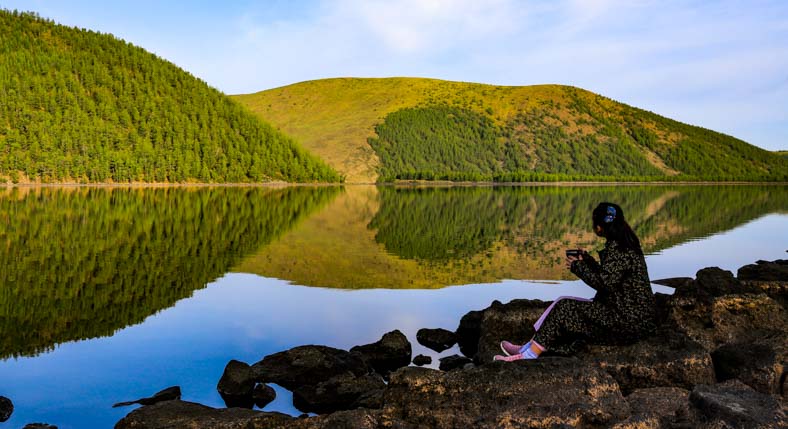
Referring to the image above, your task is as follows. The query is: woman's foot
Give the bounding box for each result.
[493,342,541,361]
[500,340,522,356]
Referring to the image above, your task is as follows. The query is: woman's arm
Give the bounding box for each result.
[570,248,628,293]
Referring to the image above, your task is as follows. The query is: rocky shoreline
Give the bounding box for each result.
[114,259,787,428]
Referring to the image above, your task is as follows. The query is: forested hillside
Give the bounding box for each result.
[0,10,340,183]
[235,78,787,182]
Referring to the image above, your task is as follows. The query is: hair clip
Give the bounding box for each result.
[604,206,616,223]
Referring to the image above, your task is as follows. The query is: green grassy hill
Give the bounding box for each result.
[0,10,340,183]
[233,78,787,183]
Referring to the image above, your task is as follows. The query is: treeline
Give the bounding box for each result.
[0,186,341,358]
[368,91,788,182]
[0,10,340,183]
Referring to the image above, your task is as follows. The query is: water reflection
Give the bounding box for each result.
[239,185,788,288]
[0,186,341,359]
[1,185,785,360]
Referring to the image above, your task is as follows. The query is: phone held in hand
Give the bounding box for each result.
[565,249,583,258]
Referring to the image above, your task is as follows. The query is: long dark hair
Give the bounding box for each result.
[592,202,642,254]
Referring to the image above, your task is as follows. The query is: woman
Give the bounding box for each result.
[494,202,657,361]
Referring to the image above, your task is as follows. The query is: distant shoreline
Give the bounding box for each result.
[2,180,787,188]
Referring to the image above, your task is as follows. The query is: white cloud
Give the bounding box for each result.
[13,0,784,149]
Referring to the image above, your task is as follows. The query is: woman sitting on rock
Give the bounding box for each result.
[494,202,657,361]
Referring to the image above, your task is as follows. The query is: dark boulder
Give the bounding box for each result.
[112,386,181,408]
[694,267,753,298]
[582,329,715,394]
[113,399,293,429]
[380,358,629,428]
[738,259,788,282]
[0,396,12,422]
[217,360,256,408]
[665,291,787,351]
[709,294,787,346]
[711,341,784,395]
[292,372,385,414]
[612,387,694,429]
[251,345,369,391]
[652,277,694,289]
[474,298,549,363]
[349,330,411,377]
[252,383,276,409]
[689,379,786,428]
[438,354,473,371]
[416,328,456,352]
[455,308,484,358]
[412,354,432,366]
[284,408,411,429]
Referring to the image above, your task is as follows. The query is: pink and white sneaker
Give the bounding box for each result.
[500,341,523,356]
[493,353,526,362]
[493,345,540,362]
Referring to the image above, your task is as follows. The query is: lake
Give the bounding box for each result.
[1,184,786,428]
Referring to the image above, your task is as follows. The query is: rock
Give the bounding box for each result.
[252,383,276,409]
[711,341,785,395]
[112,386,182,408]
[474,298,549,363]
[738,259,788,282]
[582,329,715,394]
[380,358,629,428]
[612,387,694,429]
[114,399,293,429]
[416,328,457,352]
[412,354,432,366]
[694,267,753,298]
[652,277,694,289]
[217,360,256,408]
[438,354,473,371]
[689,379,786,428]
[665,291,787,351]
[455,308,484,358]
[292,372,385,414]
[0,396,12,422]
[741,279,788,309]
[349,330,411,377]
[710,294,787,346]
[23,425,57,429]
[285,409,386,429]
[251,345,369,391]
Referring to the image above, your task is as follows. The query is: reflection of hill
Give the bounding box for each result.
[237,185,788,289]
[0,186,340,358]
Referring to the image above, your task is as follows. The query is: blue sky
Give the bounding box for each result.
[3,0,787,151]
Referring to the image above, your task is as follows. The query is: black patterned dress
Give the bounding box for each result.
[532,240,657,350]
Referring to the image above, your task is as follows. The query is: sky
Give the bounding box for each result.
[3,0,787,151]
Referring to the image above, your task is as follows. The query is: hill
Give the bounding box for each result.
[0,10,340,183]
[233,78,787,183]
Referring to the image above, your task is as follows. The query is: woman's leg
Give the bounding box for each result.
[532,299,615,351]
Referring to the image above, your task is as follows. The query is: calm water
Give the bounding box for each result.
[0,185,786,428]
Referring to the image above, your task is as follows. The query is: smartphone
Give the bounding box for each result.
[565,249,583,258]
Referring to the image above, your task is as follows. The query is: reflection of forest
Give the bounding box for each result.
[238,185,788,289]
[0,186,340,359]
